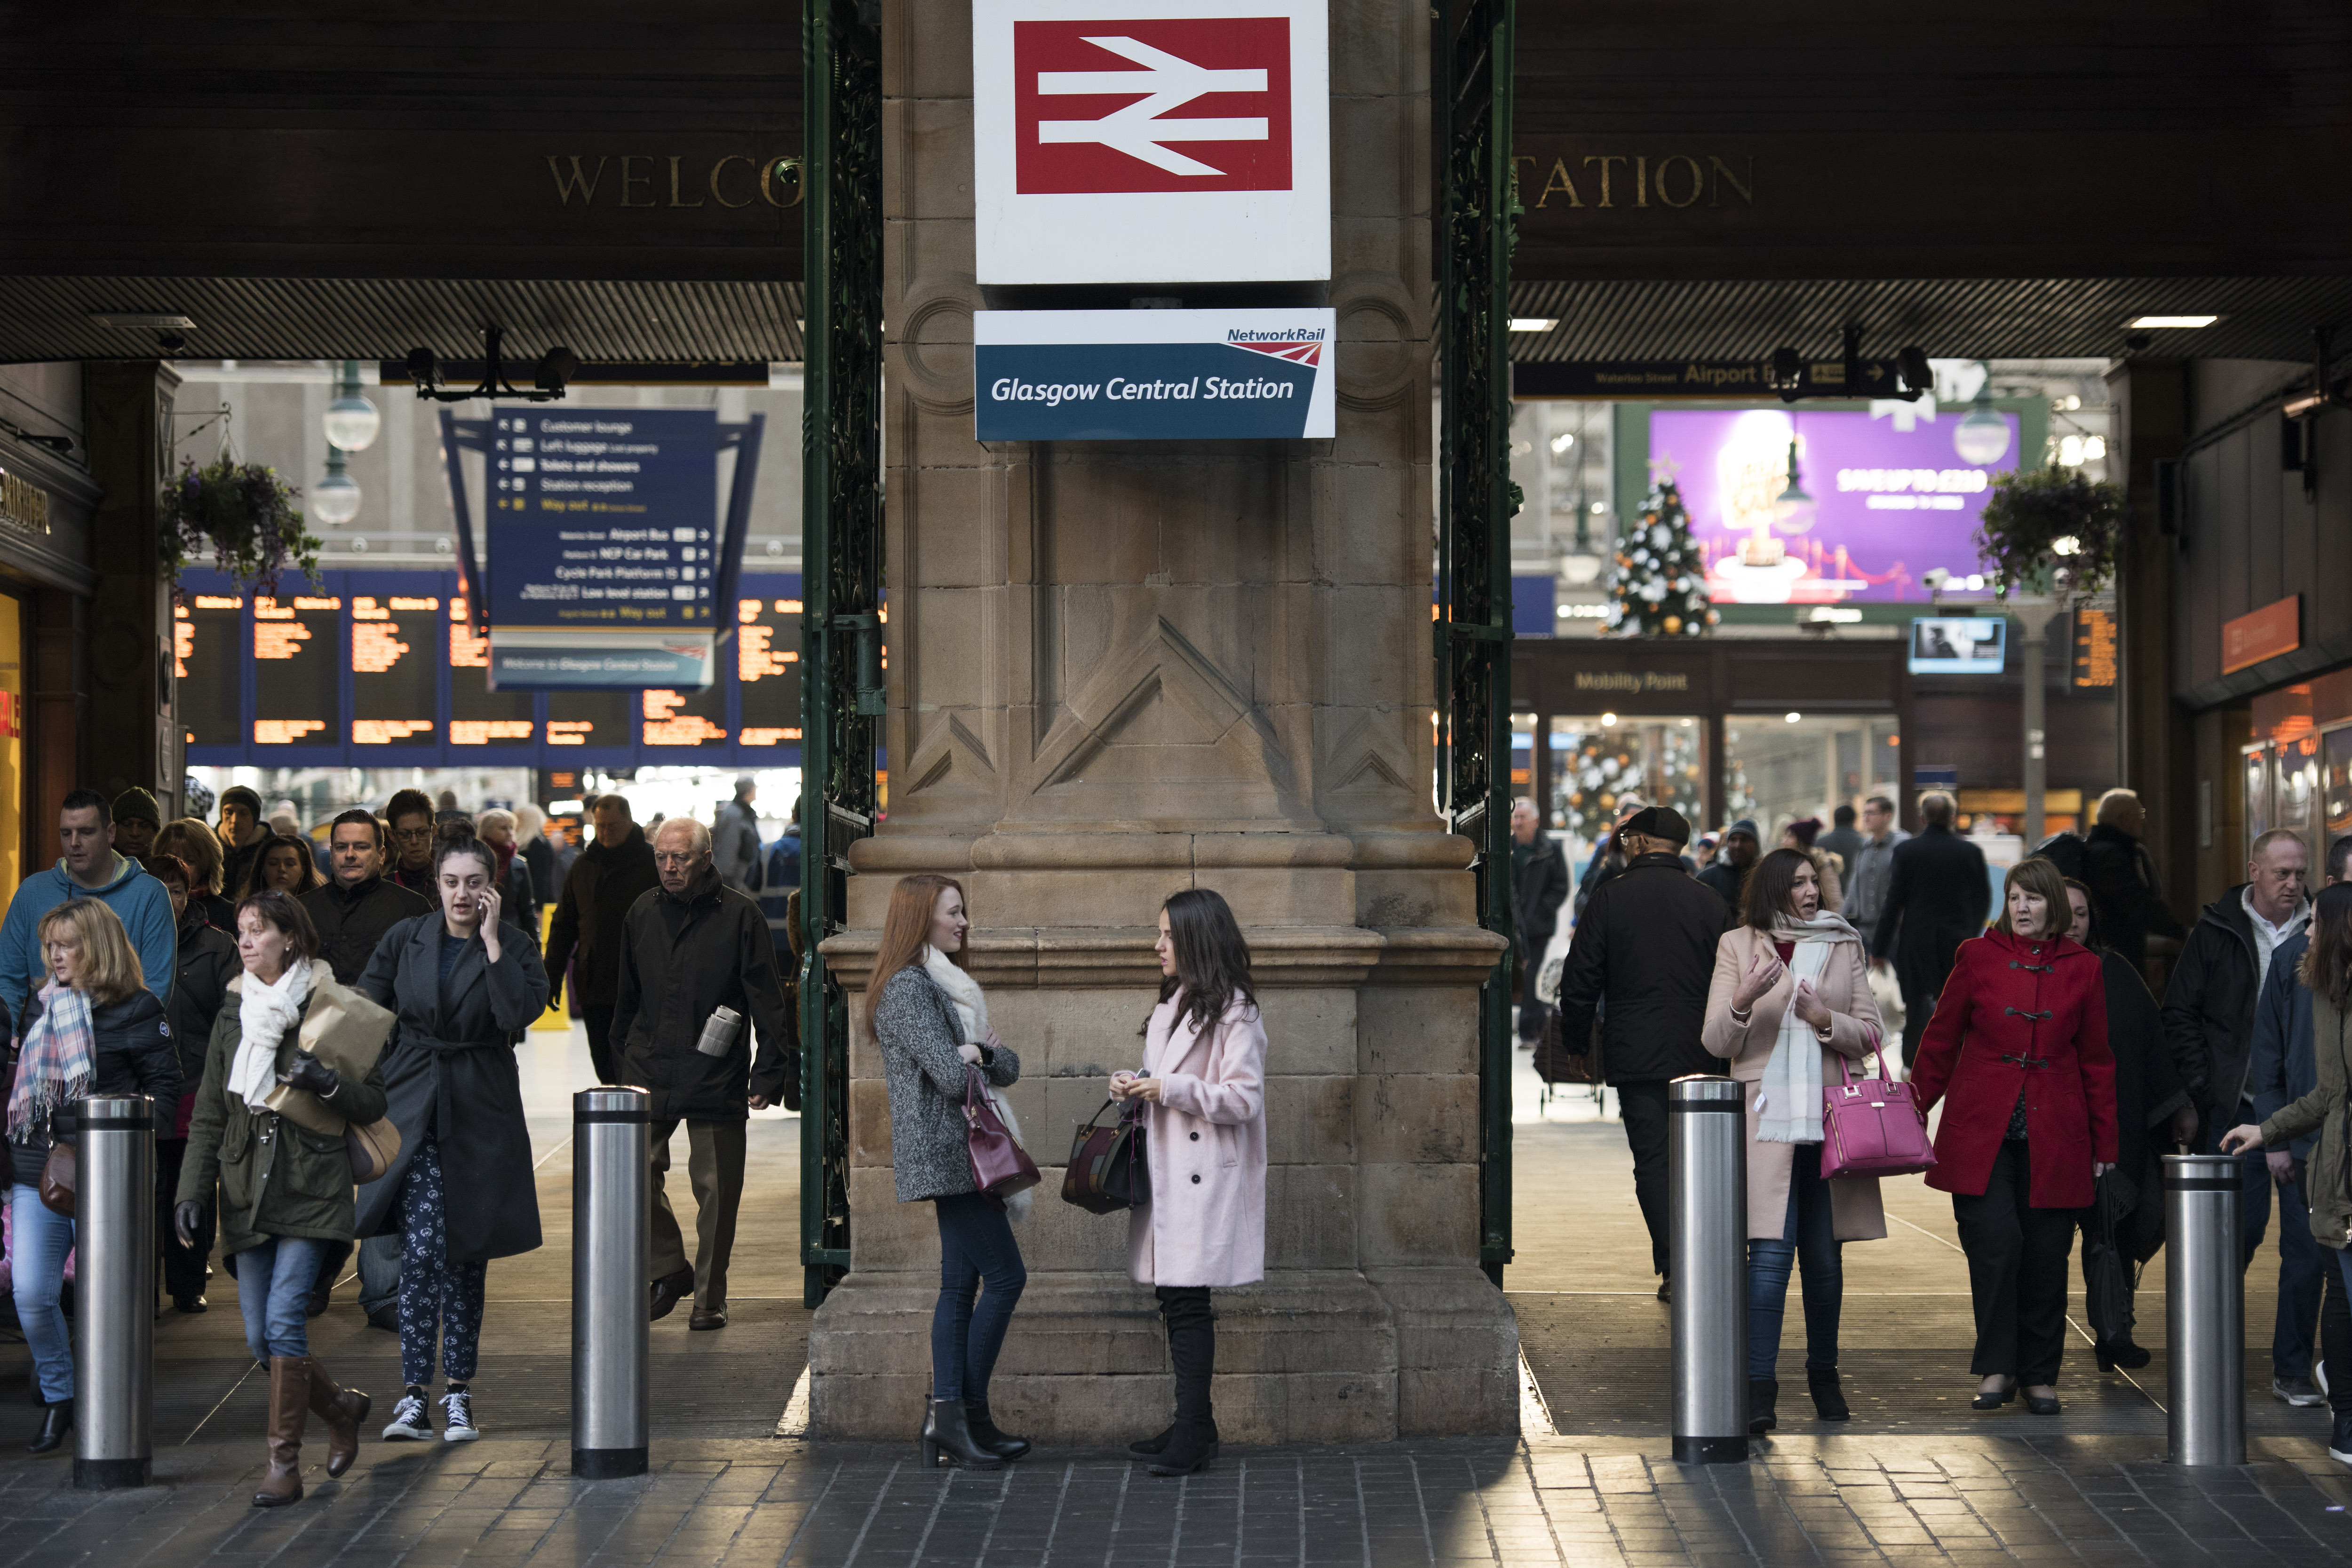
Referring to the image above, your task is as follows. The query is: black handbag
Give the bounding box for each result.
[1062,1098,1151,1214]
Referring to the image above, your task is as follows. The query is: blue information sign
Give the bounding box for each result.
[974,308,1335,441]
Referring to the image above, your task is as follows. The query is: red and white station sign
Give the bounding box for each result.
[974,0,1330,285]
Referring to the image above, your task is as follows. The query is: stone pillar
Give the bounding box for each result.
[2108,359,2192,907]
[82,362,182,814]
[805,0,1518,1442]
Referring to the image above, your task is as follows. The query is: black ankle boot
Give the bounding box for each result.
[2095,1337,2151,1371]
[919,1398,1003,1470]
[2332,1408,2352,1465]
[1807,1369,1850,1421]
[27,1400,70,1455]
[1147,1417,1217,1476]
[1128,1423,1176,1458]
[1748,1378,1777,1434]
[965,1400,1030,1461]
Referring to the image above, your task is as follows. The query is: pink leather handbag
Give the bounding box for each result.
[1819,1049,1937,1180]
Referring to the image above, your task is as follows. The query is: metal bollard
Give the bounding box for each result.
[1669,1075,1748,1463]
[2165,1153,2245,1465]
[573,1087,652,1478]
[74,1094,154,1489]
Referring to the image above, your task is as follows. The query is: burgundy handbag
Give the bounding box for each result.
[1819,1048,1937,1180]
[964,1067,1041,1198]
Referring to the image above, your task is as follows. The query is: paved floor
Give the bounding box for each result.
[0,1025,2344,1566]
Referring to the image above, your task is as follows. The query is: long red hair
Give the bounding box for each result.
[864,873,968,1038]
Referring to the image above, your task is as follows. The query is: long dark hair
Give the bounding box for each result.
[2062,876,2104,951]
[2303,883,2352,1012]
[1740,847,1814,931]
[1148,888,1258,1037]
[236,830,324,899]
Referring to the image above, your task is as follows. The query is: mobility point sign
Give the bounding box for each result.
[973,0,1331,284]
[976,309,1335,439]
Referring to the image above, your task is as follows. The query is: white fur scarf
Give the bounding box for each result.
[924,945,1030,1220]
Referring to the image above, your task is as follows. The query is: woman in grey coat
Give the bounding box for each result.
[869,873,1024,1472]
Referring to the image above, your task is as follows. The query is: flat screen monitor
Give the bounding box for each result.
[1908,616,2006,675]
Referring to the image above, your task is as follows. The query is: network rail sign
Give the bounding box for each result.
[976,309,1335,440]
[973,0,1331,284]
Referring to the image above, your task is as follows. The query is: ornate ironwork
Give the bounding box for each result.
[799,0,883,1308]
[1433,0,1517,1287]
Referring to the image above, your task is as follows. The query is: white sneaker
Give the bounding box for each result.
[441,1388,480,1442]
[381,1391,433,1441]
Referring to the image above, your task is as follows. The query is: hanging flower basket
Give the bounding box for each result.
[158,455,322,599]
[1972,463,2125,601]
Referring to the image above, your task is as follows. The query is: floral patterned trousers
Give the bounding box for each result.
[397,1135,488,1387]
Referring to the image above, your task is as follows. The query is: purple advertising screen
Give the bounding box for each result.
[1649,407,2022,604]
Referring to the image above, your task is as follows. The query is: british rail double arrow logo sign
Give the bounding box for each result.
[976,0,1331,284]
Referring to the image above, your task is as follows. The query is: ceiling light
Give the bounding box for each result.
[1509,318,1558,333]
[1805,606,1862,624]
[1548,431,1574,454]
[89,311,195,329]
[1785,712,1802,723]
[2126,315,2220,329]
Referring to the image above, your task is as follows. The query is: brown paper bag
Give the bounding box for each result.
[262,972,397,1135]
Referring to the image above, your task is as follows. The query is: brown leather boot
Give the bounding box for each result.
[254,1356,311,1507]
[303,1356,371,1478]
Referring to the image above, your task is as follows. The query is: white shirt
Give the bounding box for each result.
[2243,889,2310,995]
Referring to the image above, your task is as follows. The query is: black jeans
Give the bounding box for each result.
[156,1137,212,1299]
[1954,1138,2076,1384]
[1157,1286,1215,1427]
[583,1003,620,1087]
[1616,1079,1672,1278]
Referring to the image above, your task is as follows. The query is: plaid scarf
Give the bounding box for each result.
[8,981,94,1144]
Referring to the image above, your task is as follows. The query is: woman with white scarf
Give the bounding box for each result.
[178,891,387,1506]
[1702,845,1886,1434]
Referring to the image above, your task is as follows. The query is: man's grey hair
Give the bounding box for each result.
[1920,791,1956,828]
[2095,787,2142,827]
[656,816,714,856]
[735,774,758,798]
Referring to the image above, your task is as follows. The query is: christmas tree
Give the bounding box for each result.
[1605,478,1716,638]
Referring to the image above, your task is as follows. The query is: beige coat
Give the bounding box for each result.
[1700,923,1889,1242]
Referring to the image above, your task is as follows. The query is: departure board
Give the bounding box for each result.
[175,594,242,748]
[736,595,804,748]
[448,597,534,746]
[642,683,728,748]
[2072,607,2118,689]
[546,690,632,750]
[252,593,340,746]
[350,592,438,746]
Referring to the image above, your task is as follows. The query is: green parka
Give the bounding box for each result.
[2259,983,2352,1252]
[176,973,389,1258]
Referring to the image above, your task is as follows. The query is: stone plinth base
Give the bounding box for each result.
[807,1266,1517,1442]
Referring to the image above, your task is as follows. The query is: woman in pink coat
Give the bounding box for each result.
[1109,888,1265,1479]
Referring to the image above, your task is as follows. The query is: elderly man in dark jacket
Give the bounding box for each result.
[2082,788,2186,971]
[1870,793,1989,1068]
[544,793,662,1085]
[1554,805,1730,1300]
[1510,799,1569,1046]
[611,816,797,1330]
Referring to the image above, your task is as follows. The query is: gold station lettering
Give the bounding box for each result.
[1514,154,1756,211]
[1573,670,1691,692]
[0,467,50,536]
[547,153,804,209]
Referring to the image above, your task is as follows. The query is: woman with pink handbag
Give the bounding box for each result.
[1702,846,1886,1433]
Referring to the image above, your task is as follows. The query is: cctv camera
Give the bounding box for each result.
[1921,567,1951,591]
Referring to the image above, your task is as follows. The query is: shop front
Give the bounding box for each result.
[1511,636,1911,868]
[0,402,100,887]
[2240,672,2352,876]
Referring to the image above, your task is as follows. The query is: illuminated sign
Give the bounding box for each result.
[975,308,1335,439]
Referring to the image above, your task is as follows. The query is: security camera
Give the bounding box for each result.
[1921,567,1952,596]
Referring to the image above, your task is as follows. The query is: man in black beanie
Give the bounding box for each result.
[111,787,163,862]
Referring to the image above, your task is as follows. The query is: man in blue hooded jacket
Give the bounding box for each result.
[0,788,175,1035]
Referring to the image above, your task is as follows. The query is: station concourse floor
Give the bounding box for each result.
[0,1027,2347,1565]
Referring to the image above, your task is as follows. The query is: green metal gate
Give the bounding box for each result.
[798,0,884,1309]
[1432,0,1518,1288]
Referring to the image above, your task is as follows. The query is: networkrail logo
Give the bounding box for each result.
[1012,19,1293,193]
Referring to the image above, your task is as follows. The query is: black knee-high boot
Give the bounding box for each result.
[1149,1287,1217,1475]
[2321,1263,2352,1462]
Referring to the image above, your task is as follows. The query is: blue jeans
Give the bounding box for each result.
[931,1192,1026,1402]
[1746,1146,1842,1381]
[10,1183,75,1403]
[235,1236,326,1364]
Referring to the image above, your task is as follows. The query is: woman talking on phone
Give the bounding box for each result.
[1111,887,1266,1478]
[354,827,549,1444]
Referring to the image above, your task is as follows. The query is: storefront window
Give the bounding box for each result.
[2279,735,2320,860]
[1723,712,1899,842]
[1510,713,1534,798]
[2325,728,2352,846]
[1547,714,1704,864]
[2245,746,2273,851]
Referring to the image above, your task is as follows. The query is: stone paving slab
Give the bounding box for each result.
[1,1434,2349,1566]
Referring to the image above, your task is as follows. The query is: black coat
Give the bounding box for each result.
[2161,884,2292,1115]
[352,914,551,1262]
[611,864,797,1120]
[167,911,240,1092]
[300,876,431,986]
[2082,823,2185,967]
[543,827,660,1008]
[1696,859,1743,911]
[9,988,180,1183]
[521,835,558,923]
[1554,853,1732,1084]
[1511,831,1569,948]
[1869,825,1988,995]
[2098,947,2188,1186]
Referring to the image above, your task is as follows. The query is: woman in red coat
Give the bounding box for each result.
[1912,855,2118,1416]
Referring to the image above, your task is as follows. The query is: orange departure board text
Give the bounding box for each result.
[736,596,803,748]
[642,687,727,748]
[252,593,340,746]
[176,595,242,748]
[351,593,437,746]
[448,597,533,745]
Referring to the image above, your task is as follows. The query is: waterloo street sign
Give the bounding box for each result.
[975,308,1335,439]
[973,0,1330,284]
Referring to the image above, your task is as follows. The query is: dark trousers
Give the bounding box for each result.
[1617,1079,1672,1278]
[1953,1138,2075,1384]
[583,1003,619,1086]
[930,1191,1026,1403]
[2323,1256,2352,1421]
[155,1138,212,1299]
[2201,1115,2324,1377]
[1157,1286,1215,1428]
[1747,1148,1841,1380]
